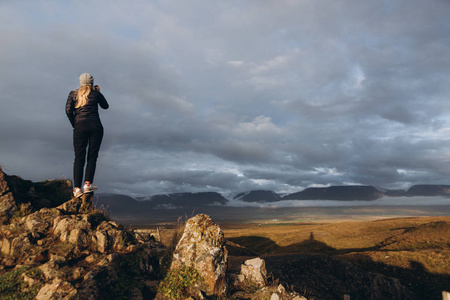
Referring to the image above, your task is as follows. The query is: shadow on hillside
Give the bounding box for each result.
[227,234,449,300]
[227,232,379,256]
[344,256,450,300]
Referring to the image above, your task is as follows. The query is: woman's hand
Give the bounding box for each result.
[94,85,100,92]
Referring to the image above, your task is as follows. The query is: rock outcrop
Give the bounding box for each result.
[237,257,267,287]
[169,213,228,297]
[0,167,165,299]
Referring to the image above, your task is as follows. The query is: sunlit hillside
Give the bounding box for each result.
[157,216,450,300]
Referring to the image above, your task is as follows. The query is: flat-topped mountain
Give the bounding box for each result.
[141,192,228,208]
[405,184,450,196]
[282,185,382,201]
[232,185,450,203]
[234,190,281,202]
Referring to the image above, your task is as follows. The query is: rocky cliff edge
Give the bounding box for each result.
[0,167,165,299]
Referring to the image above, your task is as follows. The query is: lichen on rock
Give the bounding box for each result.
[169,213,228,297]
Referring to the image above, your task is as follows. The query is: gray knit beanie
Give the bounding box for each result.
[79,73,94,86]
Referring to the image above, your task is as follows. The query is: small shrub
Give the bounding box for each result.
[158,265,202,299]
[88,207,111,228]
[169,216,186,253]
[236,279,259,295]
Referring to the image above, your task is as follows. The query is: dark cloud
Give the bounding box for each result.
[1,0,450,196]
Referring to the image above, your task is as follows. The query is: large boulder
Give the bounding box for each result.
[238,257,267,287]
[170,214,228,297]
[35,279,77,300]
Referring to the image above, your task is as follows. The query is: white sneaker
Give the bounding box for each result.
[83,183,98,193]
[73,188,83,198]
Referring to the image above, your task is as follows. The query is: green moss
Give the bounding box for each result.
[25,267,43,280]
[158,265,202,299]
[51,241,75,257]
[0,266,43,300]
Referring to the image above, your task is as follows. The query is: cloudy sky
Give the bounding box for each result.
[1,0,450,197]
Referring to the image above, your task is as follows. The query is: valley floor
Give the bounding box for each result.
[149,215,450,300]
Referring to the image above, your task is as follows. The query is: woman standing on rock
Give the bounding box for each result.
[66,73,109,198]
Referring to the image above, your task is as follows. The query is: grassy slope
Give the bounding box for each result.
[157,216,449,273]
[221,216,450,299]
[223,217,449,270]
[152,215,449,298]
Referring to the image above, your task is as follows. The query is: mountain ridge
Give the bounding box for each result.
[95,184,450,216]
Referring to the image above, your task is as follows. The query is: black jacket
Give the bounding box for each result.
[66,89,109,127]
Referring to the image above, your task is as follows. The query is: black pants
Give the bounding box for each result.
[73,122,104,188]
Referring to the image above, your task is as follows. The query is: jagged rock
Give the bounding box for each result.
[85,253,100,264]
[0,167,72,219]
[239,257,267,287]
[50,254,66,264]
[35,278,77,300]
[0,168,166,300]
[0,237,11,256]
[68,227,89,246]
[25,210,52,234]
[0,235,31,256]
[87,220,130,253]
[57,198,82,214]
[170,214,228,297]
[0,193,16,224]
[53,215,91,248]
[39,261,61,281]
[0,168,17,224]
[57,193,93,214]
[68,267,84,282]
[92,230,109,253]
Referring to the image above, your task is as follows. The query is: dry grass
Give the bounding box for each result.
[155,215,450,299]
[219,216,450,299]
[158,217,450,269]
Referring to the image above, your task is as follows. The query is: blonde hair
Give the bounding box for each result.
[75,85,91,108]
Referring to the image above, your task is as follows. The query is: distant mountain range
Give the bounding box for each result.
[94,192,228,216]
[234,190,281,202]
[95,185,450,216]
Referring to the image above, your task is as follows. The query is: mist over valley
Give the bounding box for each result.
[95,184,450,225]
